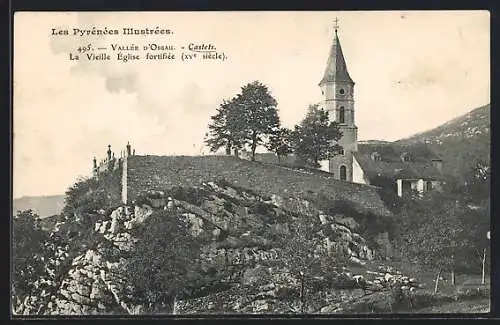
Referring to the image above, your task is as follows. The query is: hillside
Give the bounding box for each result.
[400,104,490,143]
[13,180,490,315]
[13,195,66,218]
[11,103,491,315]
[125,155,392,217]
[13,181,405,315]
[397,104,490,183]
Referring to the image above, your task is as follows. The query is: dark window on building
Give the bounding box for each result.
[340,88,345,94]
[426,181,433,191]
[339,107,345,124]
[340,165,347,181]
[401,152,411,162]
[339,148,345,155]
[402,180,412,199]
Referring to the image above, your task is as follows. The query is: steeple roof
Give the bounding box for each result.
[319,30,354,85]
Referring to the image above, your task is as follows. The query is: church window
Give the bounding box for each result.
[339,88,345,94]
[426,181,433,191]
[339,148,345,155]
[322,90,324,95]
[339,107,345,124]
[340,165,347,181]
[371,152,381,161]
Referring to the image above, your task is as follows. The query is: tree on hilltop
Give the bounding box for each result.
[266,127,293,162]
[205,99,246,157]
[205,81,281,161]
[233,81,281,161]
[291,105,343,168]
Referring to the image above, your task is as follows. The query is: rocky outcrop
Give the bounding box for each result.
[13,206,151,315]
[13,181,413,315]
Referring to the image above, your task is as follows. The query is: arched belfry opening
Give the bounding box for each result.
[339,106,345,124]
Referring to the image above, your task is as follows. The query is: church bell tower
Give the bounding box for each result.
[319,19,358,181]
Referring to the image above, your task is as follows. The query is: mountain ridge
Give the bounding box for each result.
[13,195,66,218]
[397,104,490,144]
[396,104,490,183]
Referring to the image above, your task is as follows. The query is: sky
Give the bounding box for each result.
[13,11,490,198]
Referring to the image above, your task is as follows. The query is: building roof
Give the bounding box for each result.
[319,30,354,86]
[353,143,444,182]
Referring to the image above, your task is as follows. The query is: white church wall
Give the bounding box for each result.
[352,156,369,185]
[396,179,403,197]
[319,160,330,173]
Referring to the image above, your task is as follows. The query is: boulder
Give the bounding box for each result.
[212,228,221,238]
[333,215,360,230]
[241,265,269,286]
[348,256,366,266]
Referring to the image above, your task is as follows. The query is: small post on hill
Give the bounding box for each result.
[481,248,486,285]
[482,231,490,285]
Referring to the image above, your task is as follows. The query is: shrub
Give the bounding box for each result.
[249,201,277,224]
[215,177,231,189]
[222,200,235,213]
[167,187,209,206]
[63,174,121,216]
[12,210,50,299]
[123,209,202,310]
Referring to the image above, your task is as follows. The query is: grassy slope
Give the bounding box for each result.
[393,266,490,313]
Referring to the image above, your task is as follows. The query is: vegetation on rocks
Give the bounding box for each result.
[13,176,408,315]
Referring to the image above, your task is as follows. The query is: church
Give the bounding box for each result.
[93,22,445,200]
[315,22,444,198]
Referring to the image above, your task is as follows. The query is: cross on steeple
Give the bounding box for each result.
[333,17,339,33]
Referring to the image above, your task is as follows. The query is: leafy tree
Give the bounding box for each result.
[205,99,246,157]
[456,198,490,275]
[291,104,343,168]
[463,159,490,203]
[277,220,325,312]
[122,210,201,313]
[233,81,280,161]
[266,127,293,161]
[12,210,50,301]
[397,192,469,291]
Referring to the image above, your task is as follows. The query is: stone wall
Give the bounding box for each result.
[96,162,123,207]
[126,155,391,216]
